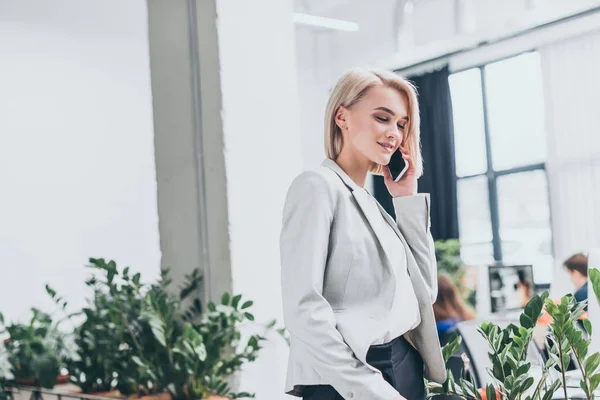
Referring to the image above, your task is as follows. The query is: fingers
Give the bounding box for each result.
[399,145,415,171]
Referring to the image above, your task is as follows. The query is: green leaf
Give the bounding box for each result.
[232,294,243,308]
[45,285,57,298]
[589,268,600,309]
[589,372,600,392]
[583,318,593,336]
[585,352,600,375]
[441,333,461,363]
[144,311,166,346]
[244,312,255,321]
[580,380,590,398]
[131,356,145,367]
[222,292,231,305]
[241,300,253,310]
[266,319,277,329]
[486,384,497,400]
[194,343,207,361]
[520,376,534,392]
[516,363,530,376]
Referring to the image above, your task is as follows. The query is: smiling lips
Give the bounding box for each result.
[377,142,395,152]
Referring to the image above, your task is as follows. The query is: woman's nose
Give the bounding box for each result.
[387,128,401,141]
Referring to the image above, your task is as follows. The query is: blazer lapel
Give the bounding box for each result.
[321,159,398,277]
[351,189,397,266]
[374,200,405,243]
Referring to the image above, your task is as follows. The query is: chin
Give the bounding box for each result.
[372,155,392,166]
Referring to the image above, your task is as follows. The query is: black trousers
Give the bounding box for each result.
[302,335,426,399]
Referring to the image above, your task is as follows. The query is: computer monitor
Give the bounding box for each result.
[488,264,535,313]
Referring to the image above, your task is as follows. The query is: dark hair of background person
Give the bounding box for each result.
[433,274,476,322]
[563,253,589,277]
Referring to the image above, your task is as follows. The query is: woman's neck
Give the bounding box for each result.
[335,148,371,188]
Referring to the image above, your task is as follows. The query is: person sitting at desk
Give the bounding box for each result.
[563,253,589,308]
[433,274,476,345]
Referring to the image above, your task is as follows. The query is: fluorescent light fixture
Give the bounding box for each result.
[293,12,359,32]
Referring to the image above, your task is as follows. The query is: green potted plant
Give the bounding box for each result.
[0,308,70,389]
[47,258,152,396]
[130,268,268,400]
[0,346,12,400]
[429,268,600,400]
[49,258,278,399]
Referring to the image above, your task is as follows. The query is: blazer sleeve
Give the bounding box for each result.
[280,171,400,400]
[392,193,438,304]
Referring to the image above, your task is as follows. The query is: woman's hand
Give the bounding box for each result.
[383,145,417,198]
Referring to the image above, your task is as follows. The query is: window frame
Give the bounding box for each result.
[453,51,555,264]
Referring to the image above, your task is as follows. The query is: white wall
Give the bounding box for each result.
[540,30,600,298]
[216,0,303,398]
[295,28,334,170]
[0,0,160,324]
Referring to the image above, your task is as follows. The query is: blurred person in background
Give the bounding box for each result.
[563,253,589,308]
[280,67,446,400]
[433,274,476,345]
[516,269,533,308]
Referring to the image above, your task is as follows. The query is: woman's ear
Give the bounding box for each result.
[335,106,347,130]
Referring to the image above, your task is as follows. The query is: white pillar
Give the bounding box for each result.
[147,0,302,397]
[147,0,233,304]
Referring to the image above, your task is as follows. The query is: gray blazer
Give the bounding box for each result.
[280,159,446,400]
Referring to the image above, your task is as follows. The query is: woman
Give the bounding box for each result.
[432,274,476,345]
[280,68,446,400]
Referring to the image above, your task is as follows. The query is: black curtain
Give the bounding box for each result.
[374,66,459,241]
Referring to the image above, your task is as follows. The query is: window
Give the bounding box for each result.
[449,52,554,283]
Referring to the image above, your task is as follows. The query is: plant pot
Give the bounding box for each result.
[15,377,36,386]
[88,391,123,398]
[134,393,171,400]
[131,394,230,400]
[15,375,71,388]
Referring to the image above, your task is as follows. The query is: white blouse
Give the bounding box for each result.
[361,188,421,345]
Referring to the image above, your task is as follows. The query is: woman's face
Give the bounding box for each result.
[337,84,408,166]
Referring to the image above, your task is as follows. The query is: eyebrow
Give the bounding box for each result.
[374,107,409,121]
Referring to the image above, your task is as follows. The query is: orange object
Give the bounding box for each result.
[537,299,588,326]
[478,387,501,400]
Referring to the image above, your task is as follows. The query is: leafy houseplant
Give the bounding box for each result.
[48,258,154,395]
[0,309,69,389]
[131,269,266,399]
[429,267,600,400]
[49,258,275,399]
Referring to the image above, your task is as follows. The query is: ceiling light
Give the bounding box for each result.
[293,13,359,32]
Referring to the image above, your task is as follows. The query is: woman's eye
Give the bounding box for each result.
[398,124,406,130]
[375,116,388,122]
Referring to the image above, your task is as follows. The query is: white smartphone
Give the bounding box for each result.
[389,149,409,182]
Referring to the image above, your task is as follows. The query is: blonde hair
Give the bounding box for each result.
[324,67,423,177]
